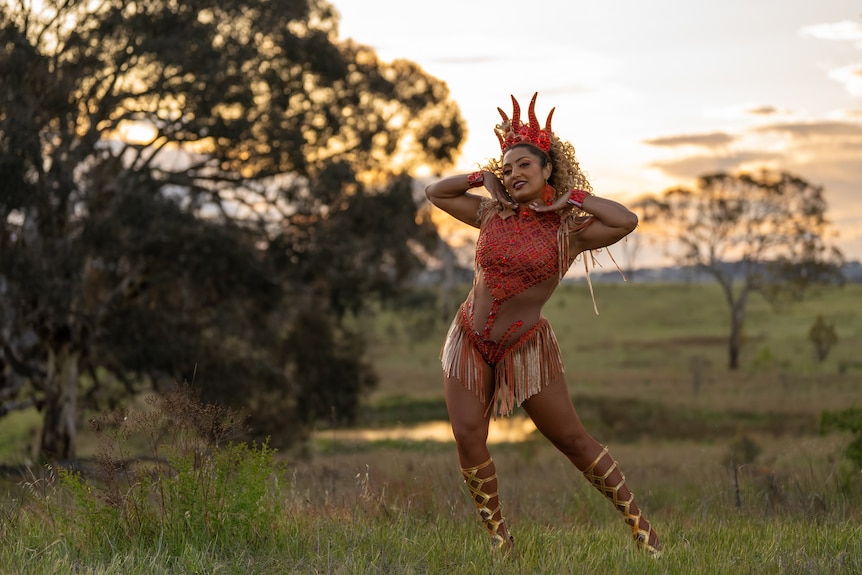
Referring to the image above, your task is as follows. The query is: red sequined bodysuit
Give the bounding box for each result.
[467,209,562,364]
[441,203,588,416]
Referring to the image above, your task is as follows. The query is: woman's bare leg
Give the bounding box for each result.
[444,370,513,548]
[521,378,662,554]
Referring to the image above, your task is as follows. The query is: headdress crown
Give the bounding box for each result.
[494,92,555,154]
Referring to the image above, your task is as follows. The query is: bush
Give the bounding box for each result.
[55,385,284,558]
[808,315,838,362]
[821,407,862,470]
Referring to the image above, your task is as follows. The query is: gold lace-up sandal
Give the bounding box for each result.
[582,446,662,557]
[461,457,515,552]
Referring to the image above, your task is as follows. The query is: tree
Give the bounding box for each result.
[645,170,844,369]
[0,0,464,459]
[808,315,838,363]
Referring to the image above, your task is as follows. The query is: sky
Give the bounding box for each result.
[334,0,862,266]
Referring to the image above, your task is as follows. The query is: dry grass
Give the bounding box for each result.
[1,282,860,573]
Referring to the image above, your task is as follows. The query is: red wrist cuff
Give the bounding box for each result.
[467,171,485,188]
[567,189,589,208]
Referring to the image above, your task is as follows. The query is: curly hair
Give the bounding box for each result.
[482,134,592,200]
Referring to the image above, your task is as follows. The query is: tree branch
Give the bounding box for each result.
[1,340,47,380]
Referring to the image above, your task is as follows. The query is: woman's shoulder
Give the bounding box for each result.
[477,198,501,227]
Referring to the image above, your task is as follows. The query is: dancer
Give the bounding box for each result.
[425,92,662,556]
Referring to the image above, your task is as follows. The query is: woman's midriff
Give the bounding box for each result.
[466,208,565,365]
[464,274,558,364]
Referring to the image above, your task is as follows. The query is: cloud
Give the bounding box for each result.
[794,151,862,194]
[799,20,862,95]
[742,120,862,191]
[828,63,862,96]
[751,120,862,139]
[800,20,862,43]
[702,103,797,122]
[745,105,781,116]
[643,132,736,149]
[644,120,862,184]
[648,151,782,180]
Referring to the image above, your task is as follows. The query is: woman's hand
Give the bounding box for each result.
[529,189,580,213]
[483,171,519,210]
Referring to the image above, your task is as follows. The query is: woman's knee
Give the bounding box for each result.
[450,418,489,449]
[444,376,492,454]
[448,415,492,463]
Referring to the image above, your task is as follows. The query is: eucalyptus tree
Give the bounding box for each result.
[646,170,843,369]
[0,0,464,459]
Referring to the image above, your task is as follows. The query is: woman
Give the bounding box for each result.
[425,93,662,556]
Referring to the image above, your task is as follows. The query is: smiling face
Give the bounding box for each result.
[501,144,553,204]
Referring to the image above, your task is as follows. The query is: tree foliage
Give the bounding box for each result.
[0,0,465,459]
[644,170,844,369]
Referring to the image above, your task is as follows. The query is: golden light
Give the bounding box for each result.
[315,416,537,444]
[117,120,158,145]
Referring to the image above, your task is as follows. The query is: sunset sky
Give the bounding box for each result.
[335,0,862,267]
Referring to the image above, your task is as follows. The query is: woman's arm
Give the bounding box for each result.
[424,170,514,228]
[531,192,638,255]
[572,195,638,253]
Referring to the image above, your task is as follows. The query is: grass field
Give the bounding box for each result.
[1,281,860,573]
[361,281,862,426]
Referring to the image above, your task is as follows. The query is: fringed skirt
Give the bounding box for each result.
[440,304,565,418]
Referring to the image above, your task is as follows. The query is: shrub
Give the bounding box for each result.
[55,385,284,558]
[808,315,838,362]
[821,407,862,470]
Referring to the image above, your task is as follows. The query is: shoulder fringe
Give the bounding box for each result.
[557,212,627,315]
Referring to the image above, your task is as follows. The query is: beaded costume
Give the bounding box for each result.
[441,200,591,417]
[436,92,661,557]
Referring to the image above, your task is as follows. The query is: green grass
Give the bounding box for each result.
[2,437,860,574]
[361,282,862,429]
[1,282,861,573]
[375,281,861,371]
[0,409,40,465]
